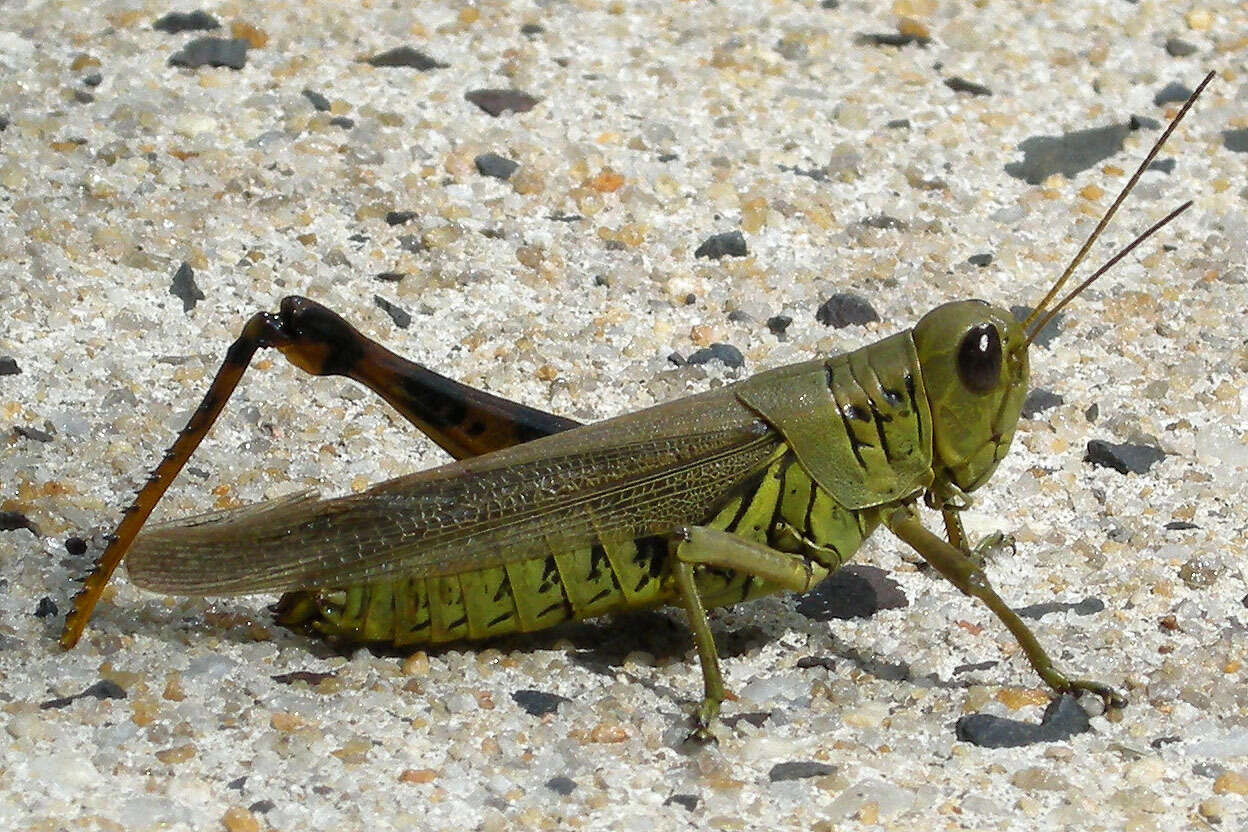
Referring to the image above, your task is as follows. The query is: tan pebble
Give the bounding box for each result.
[1186,9,1212,30]
[892,0,936,16]
[588,722,628,743]
[510,169,545,194]
[857,801,879,824]
[423,226,462,249]
[995,688,1049,709]
[587,168,624,193]
[1213,771,1248,795]
[332,739,371,763]
[230,21,268,48]
[516,245,544,269]
[1125,756,1166,785]
[1079,184,1104,201]
[614,222,647,247]
[402,651,430,676]
[1199,797,1226,823]
[741,196,767,233]
[399,768,438,784]
[842,702,888,728]
[535,364,558,382]
[897,18,930,40]
[155,744,195,764]
[222,806,261,832]
[269,711,304,732]
[130,697,159,727]
[690,324,714,346]
[1010,765,1068,791]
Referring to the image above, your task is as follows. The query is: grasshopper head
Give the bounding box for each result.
[912,300,1029,494]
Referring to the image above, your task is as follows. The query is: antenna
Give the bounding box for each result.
[1022,70,1214,333]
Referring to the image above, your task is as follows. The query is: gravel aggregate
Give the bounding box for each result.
[1,1,1245,830]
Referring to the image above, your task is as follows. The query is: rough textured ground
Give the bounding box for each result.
[1,1,1246,830]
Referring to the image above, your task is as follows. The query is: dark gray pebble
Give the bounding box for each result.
[512,688,570,716]
[1021,388,1064,419]
[34,597,58,618]
[474,152,519,180]
[769,761,836,782]
[954,660,999,675]
[956,694,1091,748]
[373,296,411,329]
[967,252,993,267]
[815,293,879,328]
[687,343,745,369]
[170,262,204,312]
[0,511,38,533]
[365,47,447,70]
[41,679,128,710]
[945,76,992,96]
[385,210,416,225]
[862,213,907,230]
[465,89,539,117]
[15,426,52,441]
[694,230,748,259]
[1017,597,1105,620]
[766,314,792,338]
[1085,439,1166,475]
[153,10,220,33]
[545,776,576,795]
[779,164,827,181]
[169,37,248,70]
[856,32,929,48]
[271,670,337,685]
[0,356,20,375]
[1164,37,1198,57]
[302,88,331,111]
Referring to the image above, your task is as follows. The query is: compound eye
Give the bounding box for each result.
[957,323,1002,394]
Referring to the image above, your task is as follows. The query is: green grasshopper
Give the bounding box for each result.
[61,73,1212,734]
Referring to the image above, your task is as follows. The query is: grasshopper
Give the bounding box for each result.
[61,73,1212,734]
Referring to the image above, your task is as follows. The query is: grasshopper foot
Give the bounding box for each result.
[683,698,721,745]
[967,532,1015,567]
[1062,678,1128,712]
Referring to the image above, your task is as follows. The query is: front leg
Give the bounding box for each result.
[887,505,1126,710]
[940,506,1014,567]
